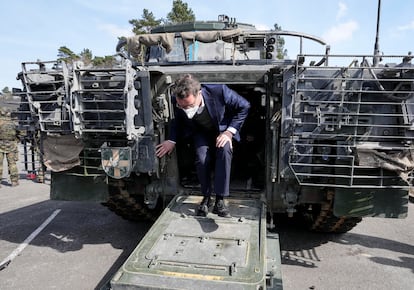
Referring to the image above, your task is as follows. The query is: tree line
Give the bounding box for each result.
[57,0,285,64]
[57,0,196,66]
[3,0,285,92]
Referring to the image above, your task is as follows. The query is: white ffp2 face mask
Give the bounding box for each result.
[183,106,199,119]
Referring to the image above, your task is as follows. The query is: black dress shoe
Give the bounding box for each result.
[196,196,212,217]
[212,199,231,218]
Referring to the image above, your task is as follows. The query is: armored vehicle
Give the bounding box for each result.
[15,15,412,289]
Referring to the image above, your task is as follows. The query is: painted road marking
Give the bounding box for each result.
[0,209,61,270]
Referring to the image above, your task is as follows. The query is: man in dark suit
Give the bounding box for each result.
[156,74,250,217]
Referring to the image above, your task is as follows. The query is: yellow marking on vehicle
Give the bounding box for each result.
[159,271,224,281]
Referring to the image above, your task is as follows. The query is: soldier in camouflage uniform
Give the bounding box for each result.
[0,108,20,187]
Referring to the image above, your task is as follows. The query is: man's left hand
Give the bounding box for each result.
[216,131,233,148]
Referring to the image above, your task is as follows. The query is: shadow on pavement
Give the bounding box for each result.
[274,214,331,268]
[331,232,414,273]
[0,200,149,252]
[274,212,414,273]
[0,198,151,289]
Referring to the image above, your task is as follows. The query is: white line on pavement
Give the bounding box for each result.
[0,209,61,270]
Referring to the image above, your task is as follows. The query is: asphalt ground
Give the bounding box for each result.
[0,164,413,289]
[276,204,414,290]
[0,176,150,290]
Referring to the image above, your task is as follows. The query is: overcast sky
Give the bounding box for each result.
[1,0,413,90]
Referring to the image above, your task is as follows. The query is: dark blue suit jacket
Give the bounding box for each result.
[169,84,250,142]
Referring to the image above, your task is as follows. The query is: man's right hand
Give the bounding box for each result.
[156,140,176,158]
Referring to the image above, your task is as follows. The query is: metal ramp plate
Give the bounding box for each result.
[146,218,250,268]
[110,195,282,290]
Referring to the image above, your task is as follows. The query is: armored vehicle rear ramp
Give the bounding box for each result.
[109,195,282,290]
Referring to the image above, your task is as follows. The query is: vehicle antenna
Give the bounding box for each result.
[373,0,382,66]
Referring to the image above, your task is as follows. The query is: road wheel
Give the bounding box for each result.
[302,190,362,233]
[102,178,162,222]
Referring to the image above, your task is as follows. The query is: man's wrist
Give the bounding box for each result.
[226,127,237,135]
[223,130,233,138]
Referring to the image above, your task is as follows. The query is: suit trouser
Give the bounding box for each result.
[193,132,232,197]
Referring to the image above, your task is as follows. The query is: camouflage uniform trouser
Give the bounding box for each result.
[0,140,19,183]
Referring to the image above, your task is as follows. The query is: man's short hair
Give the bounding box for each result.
[173,74,201,99]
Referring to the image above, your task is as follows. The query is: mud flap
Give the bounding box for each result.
[333,188,409,218]
[50,171,108,202]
